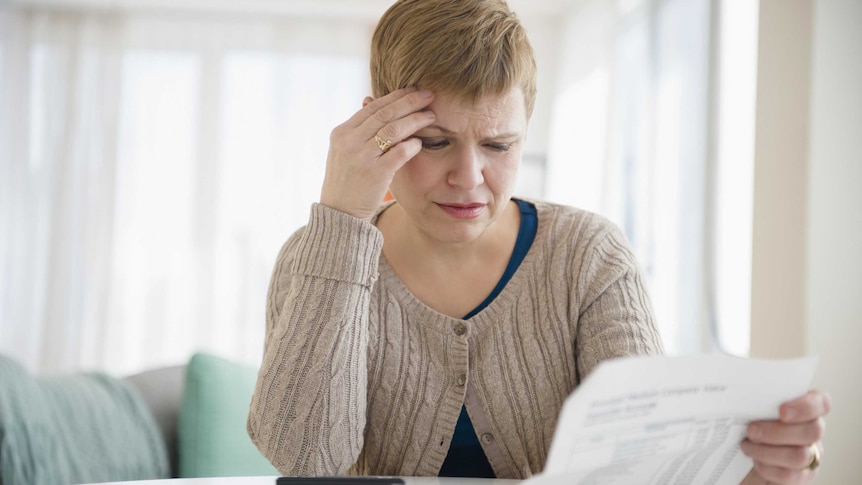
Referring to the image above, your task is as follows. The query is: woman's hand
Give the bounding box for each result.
[740,390,831,484]
[320,87,436,221]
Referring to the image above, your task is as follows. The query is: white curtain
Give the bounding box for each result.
[0,0,728,375]
[544,0,714,355]
[0,7,371,374]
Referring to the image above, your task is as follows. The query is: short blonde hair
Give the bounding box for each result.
[370,0,537,117]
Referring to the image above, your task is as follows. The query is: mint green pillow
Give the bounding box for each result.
[178,353,278,477]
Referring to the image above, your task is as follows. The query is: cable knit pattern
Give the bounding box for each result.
[248,200,664,478]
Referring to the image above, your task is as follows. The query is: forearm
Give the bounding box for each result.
[248,204,383,475]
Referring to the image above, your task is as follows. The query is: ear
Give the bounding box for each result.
[362,96,374,108]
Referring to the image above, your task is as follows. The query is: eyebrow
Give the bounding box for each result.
[423,124,456,134]
[419,125,521,139]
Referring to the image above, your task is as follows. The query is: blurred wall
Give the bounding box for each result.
[750,0,862,482]
[806,0,862,483]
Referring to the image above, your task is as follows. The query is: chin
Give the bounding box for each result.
[430,220,489,245]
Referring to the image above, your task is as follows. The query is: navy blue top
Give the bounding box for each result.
[437,199,538,478]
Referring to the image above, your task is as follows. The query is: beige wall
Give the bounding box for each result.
[750,0,862,482]
[806,0,862,482]
[750,0,813,359]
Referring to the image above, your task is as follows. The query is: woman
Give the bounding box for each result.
[248,0,829,483]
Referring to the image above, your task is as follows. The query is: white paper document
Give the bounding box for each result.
[526,354,818,485]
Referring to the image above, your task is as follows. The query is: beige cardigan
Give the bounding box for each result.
[248,200,664,478]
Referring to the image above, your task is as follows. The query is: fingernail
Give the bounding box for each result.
[783,407,797,421]
[419,90,434,98]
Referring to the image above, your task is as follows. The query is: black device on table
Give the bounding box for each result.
[277,477,406,485]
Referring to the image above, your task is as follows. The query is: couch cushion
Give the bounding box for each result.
[124,364,185,477]
[178,352,278,477]
[0,355,169,485]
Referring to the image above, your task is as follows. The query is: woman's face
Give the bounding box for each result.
[388,88,527,245]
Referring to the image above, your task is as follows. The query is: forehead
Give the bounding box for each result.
[427,88,527,134]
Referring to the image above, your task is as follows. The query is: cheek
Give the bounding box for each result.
[396,154,441,183]
[389,157,426,197]
[486,155,521,185]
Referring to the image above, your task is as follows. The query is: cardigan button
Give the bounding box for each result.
[457,374,467,386]
[453,323,467,336]
[481,433,494,444]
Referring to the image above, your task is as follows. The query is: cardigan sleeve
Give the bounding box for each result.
[247,203,384,476]
[573,219,665,380]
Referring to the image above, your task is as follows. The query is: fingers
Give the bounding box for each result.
[743,390,829,485]
[344,87,418,126]
[356,89,436,173]
[741,440,819,468]
[319,87,436,221]
[750,461,817,485]
[357,88,436,138]
[340,87,436,168]
[743,441,821,484]
[358,101,435,176]
[779,390,832,423]
[375,137,424,174]
[345,87,435,129]
[747,417,825,446]
[374,109,436,147]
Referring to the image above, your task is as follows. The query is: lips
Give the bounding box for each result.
[436,202,486,219]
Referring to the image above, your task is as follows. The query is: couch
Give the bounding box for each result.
[0,352,278,485]
[122,363,185,478]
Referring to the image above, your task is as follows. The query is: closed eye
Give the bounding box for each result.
[486,143,512,152]
[419,138,449,150]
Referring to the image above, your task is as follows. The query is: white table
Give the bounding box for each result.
[90,477,519,485]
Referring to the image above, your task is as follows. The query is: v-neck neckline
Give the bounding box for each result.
[373,198,551,336]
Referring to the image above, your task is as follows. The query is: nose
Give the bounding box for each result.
[447,147,484,190]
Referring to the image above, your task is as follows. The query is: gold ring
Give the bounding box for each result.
[807,444,821,471]
[374,134,392,154]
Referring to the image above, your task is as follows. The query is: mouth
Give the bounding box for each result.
[435,202,486,219]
